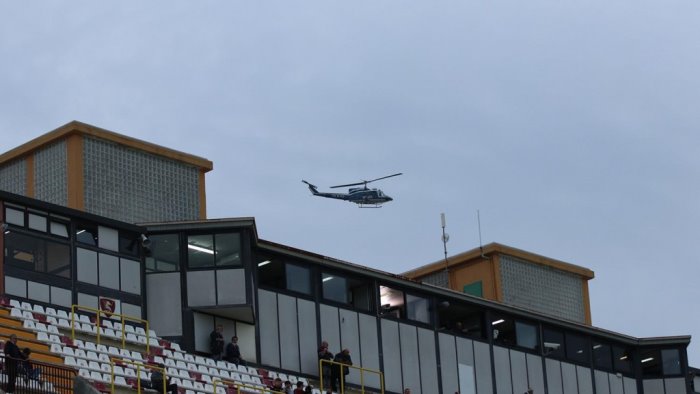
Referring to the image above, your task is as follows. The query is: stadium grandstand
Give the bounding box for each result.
[0,121,697,394]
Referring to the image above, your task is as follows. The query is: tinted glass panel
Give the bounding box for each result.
[258,259,285,289]
[612,346,633,374]
[406,294,430,324]
[592,342,613,371]
[4,232,70,278]
[641,349,662,377]
[323,274,348,303]
[119,232,140,256]
[188,234,215,268]
[437,301,484,339]
[28,214,47,232]
[285,263,311,295]
[76,223,98,246]
[215,233,241,266]
[543,327,565,358]
[515,321,538,350]
[492,315,516,347]
[565,333,590,364]
[146,234,180,272]
[661,349,681,376]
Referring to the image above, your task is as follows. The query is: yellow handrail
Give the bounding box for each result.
[109,357,167,394]
[70,304,152,353]
[319,358,385,394]
[212,377,283,394]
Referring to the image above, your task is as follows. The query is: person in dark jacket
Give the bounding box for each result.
[149,364,177,394]
[317,340,333,391]
[330,348,352,393]
[224,335,245,365]
[209,324,225,360]
[4,334,26,394]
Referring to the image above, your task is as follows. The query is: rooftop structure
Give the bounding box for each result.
[0,122,696,393]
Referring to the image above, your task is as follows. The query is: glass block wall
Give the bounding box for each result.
[420,269,449,288]
[34,140,68,206]
[83,136,200,223]
[0,158,27,195]
[500,254,585,323]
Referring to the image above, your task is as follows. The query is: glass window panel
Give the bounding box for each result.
[565,333,590,364]
[661,349,681,376]
[612,346,633,374]
[4,232,70,278]
[285,263,311,295]
[543,327,565,358]
[258,258,285,289]
[188,234,215,268]
[119,232,140,256]
[146,234,180,273]
[46,241,70,278]
[5,208,24,226]
[323,273,348,303]
[592,342,613,371]
[379,286,405,319]
[27,214,47,232]
[492,314,517,347]
[641,349,662,377]
[50,222,69,238]
[215,233,241,267]
[438,301,484,339]
[515,321,538,350]
[406,294,430,324]
[76,223,98,246]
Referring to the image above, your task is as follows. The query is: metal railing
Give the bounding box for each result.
[212,377,284,394]
[108,357,167,394]
[0,353,77,394]
[70,304,152,353]
[319,359,385,394]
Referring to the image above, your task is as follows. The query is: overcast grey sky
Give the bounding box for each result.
[1,1,699,364]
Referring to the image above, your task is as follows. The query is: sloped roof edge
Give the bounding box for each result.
[403,242,595,280]
[0,120,213,171]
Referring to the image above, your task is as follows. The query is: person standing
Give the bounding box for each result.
[317,340,333,391]
[331,348,352,393]
[4,334,26,394]
[209,324,225,360]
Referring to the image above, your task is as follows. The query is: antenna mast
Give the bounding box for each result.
[441,213,450,288]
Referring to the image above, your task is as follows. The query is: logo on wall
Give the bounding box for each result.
[99,297,117,317]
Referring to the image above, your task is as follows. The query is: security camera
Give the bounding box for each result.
[140,234,151,248]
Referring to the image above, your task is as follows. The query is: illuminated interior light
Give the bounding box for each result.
[76,229,86,234]
[491,319,505,326]
[188,244,214,254]
[258,260,271,267]
[619,355,628,360]
[641,357,654,363]
[322,276,334,282]
[593,344,602,349]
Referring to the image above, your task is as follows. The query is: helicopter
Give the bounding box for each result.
[302,173,402,208]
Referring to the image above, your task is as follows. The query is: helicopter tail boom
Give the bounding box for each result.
[301,180,319,195]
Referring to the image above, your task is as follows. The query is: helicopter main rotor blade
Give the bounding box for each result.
[330,173,402,189]
[330,181,366,189]
[366,172,402,183]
